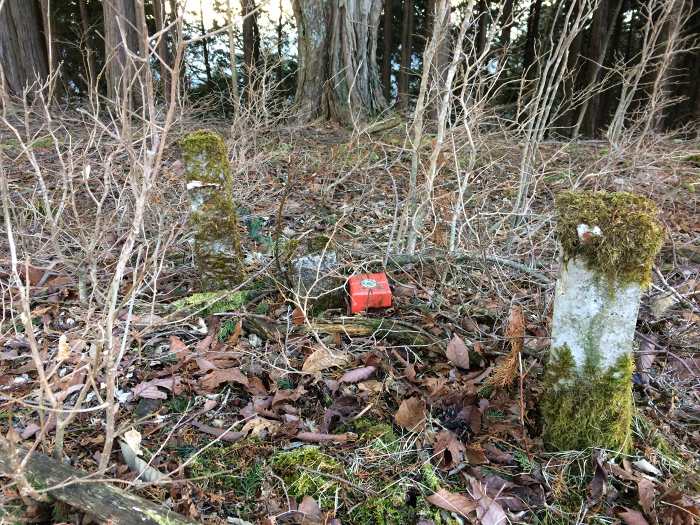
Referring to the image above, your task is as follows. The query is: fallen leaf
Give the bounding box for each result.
[470,478,508,525]
[198,367,249,392]
[427,488,477,517]
[637,478,656,517]
[132,376,183,400]
[618,508,650,525]
[446,335,470,369]
[394,396,426,432]
[433,430,466,470]
[241,417,280,438]
[589,451,608,503]
[298,496,323,523]
[465,444,489,465]
[292,307,306,326]
[339,366,376,383]
[123,428,142,456]
[57,334,70,361]
[301,346,349,373]
[272,385,306,406]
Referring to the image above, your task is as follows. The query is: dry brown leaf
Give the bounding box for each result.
[301,346,349,373]
[426,488,477,517]
[465,444,489,465]
[470,478,508,525]
[198,367,248,392]
[339,366,376,383]
[618,508,650,525]
[637,478,656,517]
[394,396,426,432]
[272,385,306,406]
[132,376,183,400]
[227,319,242,345]
[433,430,466,470]
[297,495,323,524]
[446,334,470,369]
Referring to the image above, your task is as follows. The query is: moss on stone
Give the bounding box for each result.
[181,130,245,288]
[270,446,342,507]
[542,346,634,452]
[555,191,664,286]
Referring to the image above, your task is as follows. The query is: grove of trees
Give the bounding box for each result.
[0,0,698,134]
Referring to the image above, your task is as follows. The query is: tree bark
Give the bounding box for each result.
[0,0,49,96]
[426,0,451,121]
[293,0,387,123]
[79,0,98,96]
[199,0,212,86]
[242,0,261,82]
[522,0,543,76]
[102,0,139,100]
[382,0,394,100]
[574,0,624,137]
[397,0,414,110]
[500,0,515,48]
[152,0,171,102]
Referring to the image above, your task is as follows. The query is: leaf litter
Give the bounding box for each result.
[1,129,699,524]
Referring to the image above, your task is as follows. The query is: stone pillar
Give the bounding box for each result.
[180,130,245,288]
[542,191,664,451]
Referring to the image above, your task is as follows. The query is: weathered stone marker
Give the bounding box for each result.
[181,130,245,288]
[542,191,664,451]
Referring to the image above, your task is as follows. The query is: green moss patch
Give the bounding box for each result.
[270,446,343,507]
[542,346,634,451]
[352,485,415,525]
[555,191,664,286]
[171,290,249,315]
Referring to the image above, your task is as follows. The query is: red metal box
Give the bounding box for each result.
[348,273,392,314]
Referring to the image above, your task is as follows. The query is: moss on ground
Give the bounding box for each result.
[542,346,634,451]
[270,446,343,507]
[181,130,245,287]
[555,191,664,286]
[351,484,415,525]
[171,290,249,315]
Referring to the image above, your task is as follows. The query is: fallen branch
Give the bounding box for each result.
[0,445,196,525]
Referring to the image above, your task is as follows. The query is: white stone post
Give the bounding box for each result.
[542,191,663,451]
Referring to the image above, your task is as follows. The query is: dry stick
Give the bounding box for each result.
[0,445,196,525]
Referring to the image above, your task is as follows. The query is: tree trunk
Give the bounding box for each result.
[242,0,261,84]
[102,0,139,100]
[397,0,414,110]
[542,191,663,451]
[79,0,98,96]
[574,0,624,137]
[427,0,451,121]
[293,0,387,123]
[0,0,49,96]
[500,0,515,48]
[476,0,489,56]
[199,0,212,86]
[152,0,171,102]
[382,0,394,100]
[522,0,542,75]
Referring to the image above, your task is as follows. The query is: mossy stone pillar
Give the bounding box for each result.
[181,130,245,288]
[542,191,664,451]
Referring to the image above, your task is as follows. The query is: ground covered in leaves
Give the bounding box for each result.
[1,119,699,524]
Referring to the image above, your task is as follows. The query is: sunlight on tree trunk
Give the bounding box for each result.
[293,0,387,123]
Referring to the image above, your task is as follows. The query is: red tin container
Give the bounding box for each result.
[348,273,392,314]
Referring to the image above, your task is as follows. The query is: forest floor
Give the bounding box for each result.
[0,117,699,524]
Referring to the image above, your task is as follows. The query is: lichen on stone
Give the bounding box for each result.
[541,345,634,452]
[180,130,245,288]
[555,191,664,286]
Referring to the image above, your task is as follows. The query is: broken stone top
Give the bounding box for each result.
[180,129,231,185]
[555,190,664,286]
